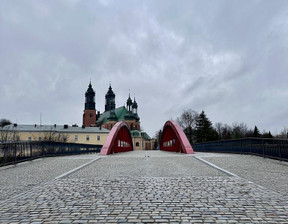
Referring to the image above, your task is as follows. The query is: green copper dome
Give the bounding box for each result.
[107,110,118,121]
[127,94,133,106]
[132,98,138,109]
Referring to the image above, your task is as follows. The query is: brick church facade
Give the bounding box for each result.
[82,82,140,132]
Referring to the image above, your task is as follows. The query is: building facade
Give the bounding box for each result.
[82,82,154,150]
[1,124,109,145]
[82,82,97,127]
[83,83,141,131]
[0,82,155,151]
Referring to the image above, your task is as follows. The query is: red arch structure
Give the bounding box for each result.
[160,120,194,154]
[100,121,133,155]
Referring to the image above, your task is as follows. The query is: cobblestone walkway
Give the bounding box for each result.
[0,151,288,223]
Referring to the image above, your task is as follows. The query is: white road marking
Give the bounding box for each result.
[55,157,101,179]
[194,156,239,177]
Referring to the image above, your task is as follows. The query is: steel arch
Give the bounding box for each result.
[100,121,133,155]
[160,120,194,154]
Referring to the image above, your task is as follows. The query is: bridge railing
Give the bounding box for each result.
[0,141,102,167]
[192,138,288,161]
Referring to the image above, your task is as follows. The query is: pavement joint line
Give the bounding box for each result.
[193,156,239,177]
[193,154,284,196]
[54,157,101,179]
[0,156,102,206]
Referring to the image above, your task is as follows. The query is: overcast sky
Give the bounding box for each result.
[1,0,288,136]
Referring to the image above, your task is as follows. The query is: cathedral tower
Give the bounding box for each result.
[105,84,116,112]
[83,82,97,127]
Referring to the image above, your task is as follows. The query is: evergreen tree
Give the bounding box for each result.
[195,111,219,143]
[0,119,11,127]
[253,126,261,137]
[262,131,273,138]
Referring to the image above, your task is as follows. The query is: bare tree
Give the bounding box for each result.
[0,125,19,143]
[214,122,223,139]
[176,109,198,129]
[41,130,69,142]
[214,122,234,140]
[154,129,162,148]
[30,127,69,143]
[275,127,288,139]
[176,109,199,143]
[231,122,249,139]
[0,125,20,161]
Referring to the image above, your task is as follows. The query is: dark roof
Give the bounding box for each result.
[132,98,138,108]
[97,106,128,125]
[126,94,133,106]
[141,132,151,140]
[131,130,141,137]
[107,110,118,121]
[1,124,109,133]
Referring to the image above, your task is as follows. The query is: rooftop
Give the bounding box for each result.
[1,124,110,133]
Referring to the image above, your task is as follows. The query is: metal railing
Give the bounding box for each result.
[192,138,288,161]
[0,141,102,166]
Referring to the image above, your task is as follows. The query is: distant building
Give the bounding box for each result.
[0,83,156,150]
[82,82,97,127]
[82,82,155,150]
[1,124,109,145]
[83,83,140,131]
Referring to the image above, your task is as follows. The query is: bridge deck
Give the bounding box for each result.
[0,151,288,223]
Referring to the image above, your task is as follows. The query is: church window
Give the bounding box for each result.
[97,136,100,141]
[86,135,90,141]
[136,142,139,147]
[75,135,78,141]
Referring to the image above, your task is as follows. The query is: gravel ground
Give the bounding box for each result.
[195,152,288,195]
[0,154,98,201]
[69,151,226,179]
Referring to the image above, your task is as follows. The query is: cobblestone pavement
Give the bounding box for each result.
[0,154,97,201]
[69,152,225,179]
[0,151,288,223]
[196,152,288,195]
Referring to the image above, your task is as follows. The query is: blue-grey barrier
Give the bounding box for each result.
[192,138,288,161]
[0,141,102,166]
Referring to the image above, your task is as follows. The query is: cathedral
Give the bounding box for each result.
[82,82,141,131]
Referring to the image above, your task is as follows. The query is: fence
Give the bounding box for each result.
[192,138,288,161]
[0,141,102,166]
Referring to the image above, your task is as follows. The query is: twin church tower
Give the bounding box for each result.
[82,82,140,131]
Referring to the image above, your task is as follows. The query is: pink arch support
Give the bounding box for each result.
[160,120,194,154]
[100,121,133,155]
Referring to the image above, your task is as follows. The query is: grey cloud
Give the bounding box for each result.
[1,0,288,136]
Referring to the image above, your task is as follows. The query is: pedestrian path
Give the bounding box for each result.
[0,151,287,223]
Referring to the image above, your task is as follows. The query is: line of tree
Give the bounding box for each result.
[176,109,280,144]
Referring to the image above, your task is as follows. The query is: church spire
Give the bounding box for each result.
[105,83,116,112]
[126,92,133,112]
[132,96,138,113]
[85,82,95,110]
[83,81,97,127]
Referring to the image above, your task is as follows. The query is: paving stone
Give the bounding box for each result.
[0,151,287,223]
